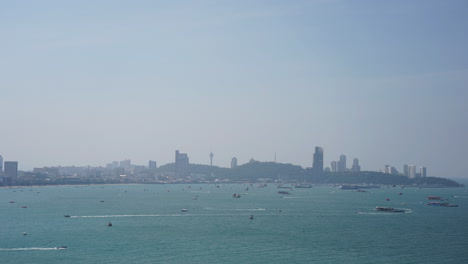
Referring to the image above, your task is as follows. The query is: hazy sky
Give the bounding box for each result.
[1,1,468,178]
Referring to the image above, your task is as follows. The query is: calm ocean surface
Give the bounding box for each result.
[1,183,467,264]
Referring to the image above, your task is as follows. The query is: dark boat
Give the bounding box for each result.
[375,207,405,213]
[294,184,312,188]
[64,215,71,218]
[108,222,112,226]
[278,191,290,195]
[232,193,241,198]
[249,215,254,219]
[427,201,458,207]
[57,246,68,249]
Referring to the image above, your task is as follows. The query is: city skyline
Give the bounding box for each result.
[1,1,467,178]
[1,149,430,179]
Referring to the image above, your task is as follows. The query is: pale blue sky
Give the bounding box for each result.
[1,1,467,178]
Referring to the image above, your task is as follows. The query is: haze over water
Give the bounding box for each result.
[1,1,468,179]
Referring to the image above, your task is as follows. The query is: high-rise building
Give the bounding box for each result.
[408,165,416,179]
[330,161,338,172]
[403,164,409,177]
[119,160,131,169]
[338,155,346,172]
[420,167,427,178]
[391,167,398,175]
[351,158,360,172]
[210,152,214,166]
[4,161,18,179]
[312,147,324,177]
[148,160,157,171]
[231,157,238,169]
[0,155,3,172]
[331,161,337,172]
[175,150,189,178]
[385,165,391,174]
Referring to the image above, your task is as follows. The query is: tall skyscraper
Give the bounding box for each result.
[403,164,409,177]
[312,147,324,177]
[420,167,427,178]
[338,155,346,172]
[231,157,238,169]
[4,161,18,179]
[331,161,337,172]
[351,158,360,172]
[408,165,416,179]
[0,155,3,172]
[148,160,157,171]
[210,152,214,166]
[175,150,189,178]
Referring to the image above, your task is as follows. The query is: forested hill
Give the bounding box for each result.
[157,161,463,187]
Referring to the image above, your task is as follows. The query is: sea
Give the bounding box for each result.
[1,182,468,264]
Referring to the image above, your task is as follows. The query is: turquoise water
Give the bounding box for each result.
[1,184,467,264]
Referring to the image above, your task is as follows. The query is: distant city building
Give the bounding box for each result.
[0,155,3,172]
[331,161,337,172]
[119,160,131,169]
[210,152,214,166]
[324,167,331,173]
[312,147,324,177]
[403,164,409,177]
[231,157,238,169]
[337,155,346,172]
[385,165,391,174]
[408,165,416,179]
[148,160,157,171]
[351,158,360,172]
[391,167,398,175]
[175,150,189,178]
[420,167,427,178]
[4,161,18,179]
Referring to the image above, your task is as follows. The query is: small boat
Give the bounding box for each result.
[249,215,254,219]
[278,191,290,195]
[232,193,241,198]
[181,209,188,212]
[108,222,113,226]
[57,246,68,249]
[294,184,312,188]
[64,215,71,218]
[21,206,28,208]
[9,201,15,203]
[375,207,405,213]
[427,196,443,200]
[427,202,458,207]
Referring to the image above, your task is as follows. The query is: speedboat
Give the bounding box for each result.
[181,209,188,212]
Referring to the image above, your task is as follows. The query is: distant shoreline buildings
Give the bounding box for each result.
[0,148,432,186]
